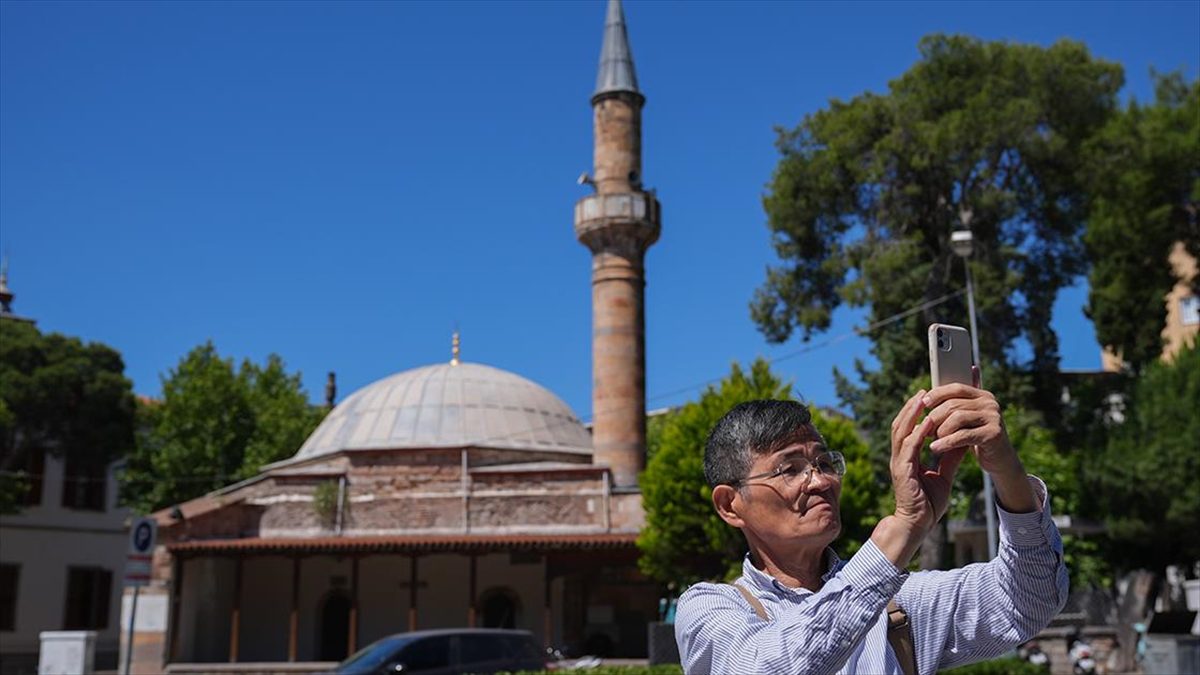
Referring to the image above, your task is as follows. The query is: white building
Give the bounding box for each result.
[1,272,131,675]
[0,452,130,675]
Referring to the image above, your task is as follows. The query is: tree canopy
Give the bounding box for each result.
[637,358,881,587]
[1083,342,1200,572]
[1084,73,1200,372]
[0,320,136,513]
[120,342,325,513]
[755,34,1123,450]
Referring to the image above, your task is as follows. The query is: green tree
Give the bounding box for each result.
[637,359,884,586]
[1084,342,1200,572]
[0,320,135,513]
[755,34,1122,451]
[120,342,325,513]
[754,35,1123,565]
[1084,73,1200,372]
[945,405,1109,588]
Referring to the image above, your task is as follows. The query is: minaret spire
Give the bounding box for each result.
[594,0,640,102]
[0,256,35,324]
[450,330,461,366]
[0,257,12,314]
[575,0,660,490]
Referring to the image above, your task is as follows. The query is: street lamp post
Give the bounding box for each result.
[950,229,999,561]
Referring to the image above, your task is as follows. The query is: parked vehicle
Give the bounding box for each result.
[1017,640,1050,670]
[335,629,548,675]
[1069,637,1097,675]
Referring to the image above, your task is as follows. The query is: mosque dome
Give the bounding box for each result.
[293,362,593,461]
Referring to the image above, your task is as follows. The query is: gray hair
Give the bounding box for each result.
[703,399,815,488]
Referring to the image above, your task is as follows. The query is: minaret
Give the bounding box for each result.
[575,0,660,489]
[0,257,35,325]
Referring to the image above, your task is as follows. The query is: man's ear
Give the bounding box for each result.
[711,484,745,528]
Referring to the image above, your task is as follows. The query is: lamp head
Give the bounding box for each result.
[950,229,974,258]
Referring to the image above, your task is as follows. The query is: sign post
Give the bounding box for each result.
[123,517,156,675]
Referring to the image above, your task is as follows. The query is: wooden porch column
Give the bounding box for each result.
[228,556,243,662]
[166,555,184,664]
[543,555,553,650]
[407,555,419,631]
[467,554,477,627]
[347,556,360,655]
[288,557,300,662]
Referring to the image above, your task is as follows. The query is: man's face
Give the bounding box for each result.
[734,424,842,552]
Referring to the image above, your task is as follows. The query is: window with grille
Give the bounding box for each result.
[63,567,112,630]
[1182,295,1199,326]
[0,564,18,631]
[61,458,106,511]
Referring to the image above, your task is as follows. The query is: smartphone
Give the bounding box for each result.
[928,323,973,388]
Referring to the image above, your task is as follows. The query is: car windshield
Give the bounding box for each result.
[337,635,414,673]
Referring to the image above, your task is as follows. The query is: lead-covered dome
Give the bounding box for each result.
[293,362,593,461]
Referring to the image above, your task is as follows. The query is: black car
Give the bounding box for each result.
[335,628,548,675]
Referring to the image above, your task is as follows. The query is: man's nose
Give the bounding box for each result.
[803,466,836,492]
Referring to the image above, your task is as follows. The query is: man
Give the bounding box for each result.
[675,383,1068,674]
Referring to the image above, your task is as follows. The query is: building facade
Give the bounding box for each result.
[1102,241,1199,371]
[129,361,658,669]
[0,451,130,675]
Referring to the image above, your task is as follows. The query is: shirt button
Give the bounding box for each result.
[1017,527,1028,535]
[841,640,851,648]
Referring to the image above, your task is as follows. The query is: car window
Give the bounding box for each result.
[397,636,452,672]
[459,634,508,666]
[337,636,412,673]
[502,635,541,661]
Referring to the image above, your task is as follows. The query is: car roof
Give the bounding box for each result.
[377,628,535,640]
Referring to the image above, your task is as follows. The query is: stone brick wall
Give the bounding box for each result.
[158,447,640,542]
[609,491,644,532]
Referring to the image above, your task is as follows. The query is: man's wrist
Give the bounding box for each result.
[989,464,1039,514]
[984,453,1026,482]
[872,515,926,567]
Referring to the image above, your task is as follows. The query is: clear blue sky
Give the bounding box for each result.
[2,1,1197,422]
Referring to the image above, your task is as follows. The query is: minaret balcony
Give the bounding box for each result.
[574,191,661,254]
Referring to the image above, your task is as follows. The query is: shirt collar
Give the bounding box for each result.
[741,548,845,595]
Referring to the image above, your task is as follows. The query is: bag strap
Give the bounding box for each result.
[731,583,916,675]
[731,583,769,621]
[886,598,918,675]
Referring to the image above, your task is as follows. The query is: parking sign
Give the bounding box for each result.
[124,517,157,587]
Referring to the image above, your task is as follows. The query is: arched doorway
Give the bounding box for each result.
[318,591,351,661]
[479,588,520,629]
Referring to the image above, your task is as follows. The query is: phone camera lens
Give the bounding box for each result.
[936,328,944,339]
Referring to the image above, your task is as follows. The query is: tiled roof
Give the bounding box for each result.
[167,533,637,555]
[469,461,607,475]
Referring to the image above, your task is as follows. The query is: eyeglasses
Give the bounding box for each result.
[729,451,846,489]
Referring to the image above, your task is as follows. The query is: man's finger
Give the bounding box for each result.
[936,446,967,482]
[892,390,927,448]
[899,415,933,469]
[930,427,994,452]
[923,382,988,409]
[930,409,991,449]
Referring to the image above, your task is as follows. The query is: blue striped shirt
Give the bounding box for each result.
[675,477,1068,675]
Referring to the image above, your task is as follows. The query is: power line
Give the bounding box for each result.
[3,292,966,486]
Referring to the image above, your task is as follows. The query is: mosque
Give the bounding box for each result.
[128,0,664,668]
